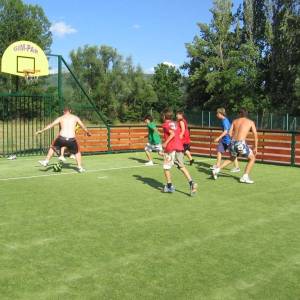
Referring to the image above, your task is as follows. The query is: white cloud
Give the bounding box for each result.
[50,21,77,37]
[132,24,141,30]
[162,61,178,68]
[145,67,155,74]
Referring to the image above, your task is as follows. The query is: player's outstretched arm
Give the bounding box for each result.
[251,121,258,155]
[77,118,91,136]
[35,117,61,135]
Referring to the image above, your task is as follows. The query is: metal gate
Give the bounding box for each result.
[0,94,56,157]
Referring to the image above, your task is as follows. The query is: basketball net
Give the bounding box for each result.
[23,69,40,85]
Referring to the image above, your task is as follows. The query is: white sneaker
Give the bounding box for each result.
[145,161,154,166]
[70,154,76,159]
[38,160,49,167]
[7,155,16,160]
[212,168,220,180]
[230,167,241,173]
[77,167,86,173]
[58,156,66,162]
[240,175,254,184]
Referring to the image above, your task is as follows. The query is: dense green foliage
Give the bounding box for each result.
[1,153,300,299]
[184,0,300,115]
[69,45,157,122]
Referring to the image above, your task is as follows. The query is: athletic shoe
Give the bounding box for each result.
[38,160,49,167]
[58,156,66,162]
[190,182,198,197]
[163,185,175,193]
[240,175,254,184]
[77,167,86,173]
[230,167,241,173]
[7,155,16,160]
[210,165,218,170]
[212,167,220,180]
[145,161,154,166]
[70,154,76,159]
[189,159,195,166]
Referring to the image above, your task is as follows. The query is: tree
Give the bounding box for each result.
[184,0,261,112]
[70,45,157,122]
[152,63,184,112]
[268,0,300,114]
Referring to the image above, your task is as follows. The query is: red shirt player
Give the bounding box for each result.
[161,109,197,196]
[176,111,194,165]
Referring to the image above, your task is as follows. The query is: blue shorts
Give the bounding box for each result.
[230,140,252,158]
[217,141,230,153]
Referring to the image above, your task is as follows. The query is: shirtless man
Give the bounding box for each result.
[35,107,91,172]
[212,108,258,184]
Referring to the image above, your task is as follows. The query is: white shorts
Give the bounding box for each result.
[145,143,163,153]
[163,151,185,170]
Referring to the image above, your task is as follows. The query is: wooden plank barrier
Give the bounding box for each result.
[76,128,108,153]
[76,126,299,166]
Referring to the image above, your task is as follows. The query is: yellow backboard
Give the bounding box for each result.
[1,40,49,77]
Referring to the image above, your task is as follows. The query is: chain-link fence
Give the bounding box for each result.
[185,110,299,131]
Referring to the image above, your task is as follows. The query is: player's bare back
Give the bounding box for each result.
[59,114,80,138]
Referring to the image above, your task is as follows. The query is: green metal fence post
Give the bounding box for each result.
[58,55,64,111]
[291,132,296,167]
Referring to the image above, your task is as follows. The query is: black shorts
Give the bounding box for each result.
[52,136,79,154]
[183,143,191,152]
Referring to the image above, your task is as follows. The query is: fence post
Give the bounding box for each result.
[201,111,204,127]
[291,132,296,167]
[107,124,111,153]
[57,55,64,111]
[208,111,211,128]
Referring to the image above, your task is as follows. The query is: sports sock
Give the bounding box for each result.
[189,180,193,186]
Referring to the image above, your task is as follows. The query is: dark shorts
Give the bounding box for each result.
[217,141,230,153]
[52,136,79,154]
[183,144,191,152]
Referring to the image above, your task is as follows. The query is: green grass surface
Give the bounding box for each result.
[1,153,300,300]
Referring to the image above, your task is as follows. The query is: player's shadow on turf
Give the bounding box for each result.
[133,175,162,190]
[195,161,214,176]
[195,161,240,181]
[133,175,191,196]
[129,157,148,163]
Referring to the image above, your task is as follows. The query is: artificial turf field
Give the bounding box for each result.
[1,152,300,300]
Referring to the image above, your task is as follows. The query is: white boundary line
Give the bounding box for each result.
[0,165,155,181]
[0,158,213,182]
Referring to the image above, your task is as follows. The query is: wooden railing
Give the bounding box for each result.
[76,126,300,167]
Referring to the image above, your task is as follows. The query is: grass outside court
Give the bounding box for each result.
[1,152,300,299]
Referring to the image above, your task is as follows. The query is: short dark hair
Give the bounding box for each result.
[162,109,173,120]
[239,108,248,117]
[63,106,71,112]
[176,110,185,116]
[143,115,153,122]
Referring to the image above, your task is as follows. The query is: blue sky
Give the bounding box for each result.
[24,0,242,73]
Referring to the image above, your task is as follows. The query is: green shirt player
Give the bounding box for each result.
[144,115,163,166]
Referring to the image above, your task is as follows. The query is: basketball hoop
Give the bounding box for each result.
[23,69,40,85]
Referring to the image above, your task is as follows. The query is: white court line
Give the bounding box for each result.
[0,158,213,182]
[0,165,156,182]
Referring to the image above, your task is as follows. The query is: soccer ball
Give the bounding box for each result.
[53,161,63,172]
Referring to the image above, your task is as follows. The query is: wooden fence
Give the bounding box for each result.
[76,126,300,167]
